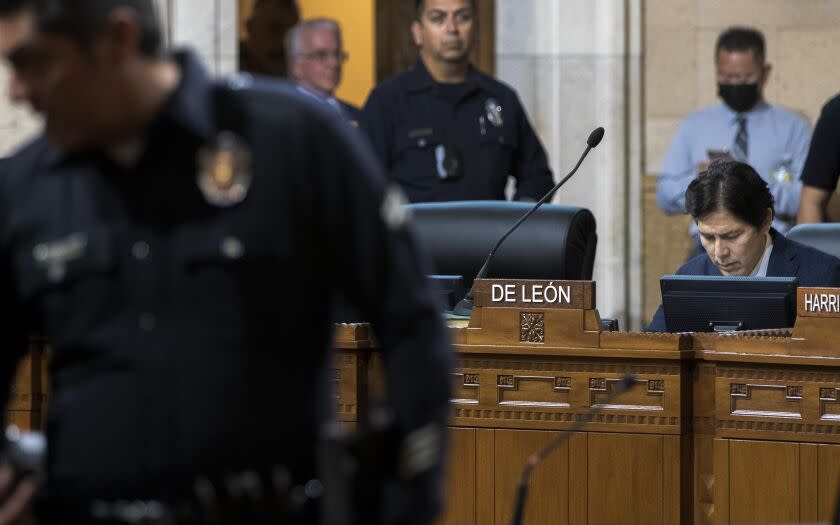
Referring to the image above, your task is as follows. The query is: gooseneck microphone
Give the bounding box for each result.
[509,374,635,525]
[452,127,605,316]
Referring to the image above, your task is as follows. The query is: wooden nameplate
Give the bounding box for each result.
[463,279,600,348]
[791,287,840,354]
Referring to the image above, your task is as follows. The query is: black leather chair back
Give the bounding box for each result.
[408,201,597,288]
[787,223,840,259]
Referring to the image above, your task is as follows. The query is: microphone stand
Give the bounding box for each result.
[452,127,605,317]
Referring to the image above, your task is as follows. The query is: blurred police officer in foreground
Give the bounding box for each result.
[0,0,451,523]
[361,0,554,203]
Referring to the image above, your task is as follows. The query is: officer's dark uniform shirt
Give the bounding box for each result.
[801,93,840,191]
[361,60,554,203]
[0,50,451,505]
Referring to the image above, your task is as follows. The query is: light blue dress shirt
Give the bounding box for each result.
[657,101,812,233]
[297,85,343,114]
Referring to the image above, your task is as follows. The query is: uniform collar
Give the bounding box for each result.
[47,49,215,167]
[403,58,495,97]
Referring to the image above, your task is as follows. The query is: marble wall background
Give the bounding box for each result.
[496,0,644,329]
[166,0,238,76]
[643,0,840,323]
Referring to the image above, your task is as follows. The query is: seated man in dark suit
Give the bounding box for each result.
[648,159,840,332]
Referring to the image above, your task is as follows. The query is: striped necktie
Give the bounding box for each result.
[732,115,748,161]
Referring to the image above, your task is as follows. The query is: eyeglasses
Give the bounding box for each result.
[300,50,349,63]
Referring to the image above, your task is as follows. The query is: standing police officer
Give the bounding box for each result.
[361,0,554,203]
[0,0,451,523]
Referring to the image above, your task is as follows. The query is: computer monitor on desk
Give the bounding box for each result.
[429,275,465,312]
[661,275,799,332]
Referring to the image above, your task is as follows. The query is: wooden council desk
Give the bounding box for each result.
[333,280,840,525]
[10,280,840,524]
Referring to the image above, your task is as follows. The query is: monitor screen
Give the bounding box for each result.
[661,275,799,332]
[428,274,465,312]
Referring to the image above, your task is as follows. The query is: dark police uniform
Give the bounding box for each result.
[0,50,451,521]
[361,60,554,203]
[801,93,840,192]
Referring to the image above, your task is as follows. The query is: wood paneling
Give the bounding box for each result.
[800,443,819,523]
[818,444,840,521]
[494,430,569,525]
[438,428,477,525]
[694,435,840,525]
[642,175,695,325]
[714,438,730,525]
[568,432,588,525]
[694,435,715,525]
[6,410,42,432]
[587,433,664,525]
[663,435,691,525]
[5,340,46,432]
[727,440,800,524]
[476,429,495,525]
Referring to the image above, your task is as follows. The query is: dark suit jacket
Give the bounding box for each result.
[647,230,840,332]
[338,99,362,123]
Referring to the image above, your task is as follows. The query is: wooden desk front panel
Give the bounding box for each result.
[5,341,47,432]
[15,325,840,524]
[713,363,840,444]
[450,354,686,436]
[438,428,687,525]
[705,361,840,525]
[713,438,840,525]
[333,349,369,423]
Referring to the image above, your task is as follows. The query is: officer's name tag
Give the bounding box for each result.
[472,279,595,309]
[798,287,840,317]
[32,233,88,283]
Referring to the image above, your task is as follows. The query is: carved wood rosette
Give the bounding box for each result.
[519,312,545,343]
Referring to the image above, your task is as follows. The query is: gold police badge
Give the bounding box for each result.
[197,131,252,207]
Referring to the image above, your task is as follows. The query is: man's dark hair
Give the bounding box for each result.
[415,0,475,20]
[0,0,32,15]
[34,0,162,56]
[685,160,775,229]
[716,26,765,64]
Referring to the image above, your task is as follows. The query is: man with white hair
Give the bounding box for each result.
[286,18,361,123]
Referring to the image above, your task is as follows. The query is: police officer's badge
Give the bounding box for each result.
[197,131,251,207]
[484,99,504,128]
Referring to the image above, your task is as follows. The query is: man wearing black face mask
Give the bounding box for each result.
[657,27,811,256]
